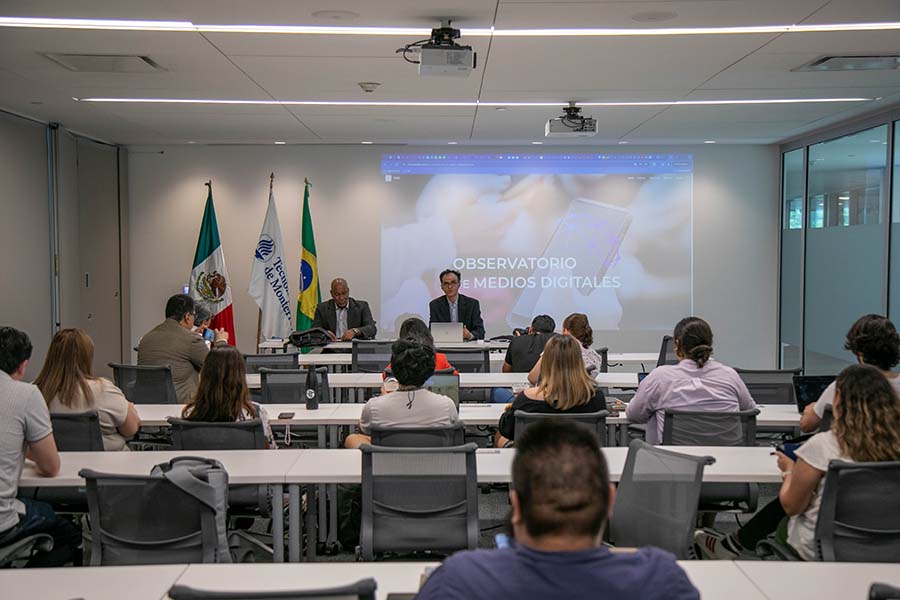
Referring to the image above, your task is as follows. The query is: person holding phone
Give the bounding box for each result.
[697,363,900,560]
[429,269,485,341]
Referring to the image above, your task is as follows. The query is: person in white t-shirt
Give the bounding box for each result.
[698,363,900,560]
[35,328,140,451]
[800,314,900,433]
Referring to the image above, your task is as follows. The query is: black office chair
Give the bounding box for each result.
[815,460,900,562]
[243,353,300,374]
[514,411,609,446]
[735,368,802,405]
[442,348,490,402]
[596,347,609,373]
[358,443,479,560]
[610,440,714,559]
[662,408,761,515]
[50,411,104,451]
[819,404,834,431]
[870,584,900,600]
[370,424,466,447]
[0,532,54,568]
[351,340,394,374]
[109,363,178,404]
[168,578,377,600]
[656,335,678,368]
[259,367,332,404]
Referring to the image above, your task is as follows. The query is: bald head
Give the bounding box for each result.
[330,278,350,308]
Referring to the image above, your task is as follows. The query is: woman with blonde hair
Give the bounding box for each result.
[35,328,139,451]
[496,334,606,447]
[182,346,275,448]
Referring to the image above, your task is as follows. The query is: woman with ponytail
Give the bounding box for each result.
[625,316,756,445]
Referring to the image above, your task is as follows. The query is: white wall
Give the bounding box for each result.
[127,144,780,367]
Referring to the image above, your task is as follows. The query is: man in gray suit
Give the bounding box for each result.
[312,278,377,341]
[137,294,229,403]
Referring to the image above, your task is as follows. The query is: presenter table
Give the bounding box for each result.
[18,450,304,563]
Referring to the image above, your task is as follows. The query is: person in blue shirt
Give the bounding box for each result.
[415,419,699,600]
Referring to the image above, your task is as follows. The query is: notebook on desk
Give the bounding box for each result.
[793,375,836,414]
[431,322,463,344]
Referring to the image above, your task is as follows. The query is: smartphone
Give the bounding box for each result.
[507,197,632,329]
[775,442,801,462]
[277,412,295,419]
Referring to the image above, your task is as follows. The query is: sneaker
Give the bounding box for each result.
[694,529,740,560]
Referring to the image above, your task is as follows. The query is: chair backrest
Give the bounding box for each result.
[815,460,900,562]
[168,578,377,600]
[370,424,466,447]
[109,363,178,405]
[440,348,490,373]
[351,340,394,373]
[514,410,609,446]
[662,408,760,446]
[243,353,300,374]
[359,443,478,560]
[656,335,678,368]
[80,457,231,565]
[596,347,609,373]
[259,367,332,404]
[167,418,268,450]
[869,583,900,600]
[610,440,715,559]
[736,368,802,405]
[50,410,104,451]
[819,405,834,432]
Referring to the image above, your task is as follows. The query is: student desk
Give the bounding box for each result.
[735,561,900,600]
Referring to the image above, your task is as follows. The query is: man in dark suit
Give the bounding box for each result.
[312,278,377,341]
[429,269,485,340]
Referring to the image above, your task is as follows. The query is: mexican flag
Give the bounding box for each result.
[189,183,236,344]
[296,179,320,334]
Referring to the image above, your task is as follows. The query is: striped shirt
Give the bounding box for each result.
[0,370,53,532]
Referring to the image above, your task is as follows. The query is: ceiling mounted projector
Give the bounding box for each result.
[396,21,476,77]
[545,103,598,138]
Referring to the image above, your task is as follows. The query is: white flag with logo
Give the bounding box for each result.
[249,185,293,340]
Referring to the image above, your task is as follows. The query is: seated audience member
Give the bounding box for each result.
[138,293,228,404]
[192,303,214,347]
[312,278,377,341]
[528,313,603,385]
[800,313,900,433]
[496,334,606,447]
[416,419,699,600]
[504,315,556,373]
[0,326,82,567]
[345,338,459,449]
[383,317,456,377]
[181,346,275,449]
[35,328,139,451]
[697,363,900,560]
[625,316,755,445]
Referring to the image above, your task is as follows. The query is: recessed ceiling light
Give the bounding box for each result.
[274,141,286,144]
[618,141,629,144]
[632,11,678,23]
[531,141,543,145]
[361,141,373,144]
[704,140,716,144]
[310,10,360,21]
[495,107,507,111]
[187,141,196,144]
[447,141,458,144]
[4,16,900,36]
[73,97,873,107]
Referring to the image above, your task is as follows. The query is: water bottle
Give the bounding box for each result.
[305,365,319,410]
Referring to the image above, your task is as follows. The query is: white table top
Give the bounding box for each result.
[736,561,900,600]
[293,353,509,367]
[136,403,800,429]
[680,562,767,600]
[285,446,782,484]
[245,371,638,390]
[19,449,305,488]
[0,564,189,600]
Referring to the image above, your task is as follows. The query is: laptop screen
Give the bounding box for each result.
[426,373,460,408]
[431,322,463,344]
[793,375,836,414]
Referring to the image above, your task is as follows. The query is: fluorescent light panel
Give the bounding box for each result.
[3,16,900,36]
[75,97,873,106]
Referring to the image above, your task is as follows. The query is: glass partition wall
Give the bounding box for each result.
[779,119,894,374]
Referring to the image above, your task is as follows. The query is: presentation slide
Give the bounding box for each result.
[379,152,693,339]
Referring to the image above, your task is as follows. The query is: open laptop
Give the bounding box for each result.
[425,373,460,408]
[793,375,836,414]
[431,322,464,344]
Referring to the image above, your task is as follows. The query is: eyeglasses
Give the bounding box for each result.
[441,280,459,287]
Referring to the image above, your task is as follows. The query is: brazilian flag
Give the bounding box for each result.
[296,179,320,346]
